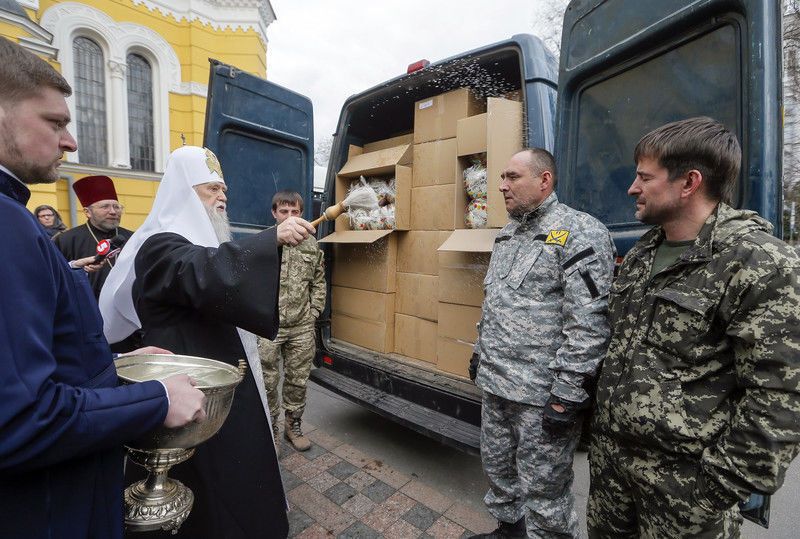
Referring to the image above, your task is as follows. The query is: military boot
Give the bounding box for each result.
[284,411,311,451]
[468,518,526,539]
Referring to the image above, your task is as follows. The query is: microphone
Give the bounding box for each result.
[94,234,127,264]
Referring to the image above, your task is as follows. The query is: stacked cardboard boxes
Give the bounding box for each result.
[456,97,523,229]
[321,143,411,353]
[435,230,497,377]
[393,230,450,363]
[393,89,485,364]
[323,229,397,353]
[411,88,485,232]
[325,88,523,379]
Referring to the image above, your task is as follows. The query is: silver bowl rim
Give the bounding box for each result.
[114,353,243,391]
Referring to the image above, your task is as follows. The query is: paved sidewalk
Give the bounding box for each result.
[277,422,496,538]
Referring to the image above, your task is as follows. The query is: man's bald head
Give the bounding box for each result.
[517,148,557,189]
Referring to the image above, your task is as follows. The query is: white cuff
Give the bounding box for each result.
[157,380,170,406]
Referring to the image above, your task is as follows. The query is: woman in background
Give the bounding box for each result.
[34,204,67,239]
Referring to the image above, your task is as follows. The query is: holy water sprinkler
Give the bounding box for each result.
[310,181,379,228]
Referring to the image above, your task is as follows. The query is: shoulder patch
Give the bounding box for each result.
[545,230,570,246]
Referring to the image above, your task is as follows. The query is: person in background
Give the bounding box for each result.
[33,204,66,239]
[0,35,206,539]
[54,175,133,299]
[588,117,800,537]
[469,148,616,539]
[258,190,326,452]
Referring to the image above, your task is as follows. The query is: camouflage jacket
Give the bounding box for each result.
[278,236,326,328]
[593,203,800,510]
[475,193,616,406]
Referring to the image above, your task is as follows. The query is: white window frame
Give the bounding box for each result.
[41,2,182,172]
[126,49,158,172]
[70,32,112,167]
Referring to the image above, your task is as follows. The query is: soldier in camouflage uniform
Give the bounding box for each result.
[469,149,616,539]
[588,117,800,538]
[258,191,326,451]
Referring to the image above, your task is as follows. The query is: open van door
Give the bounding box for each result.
[554,0,783,256]
[554,0,781,527]
[203,59,314,234]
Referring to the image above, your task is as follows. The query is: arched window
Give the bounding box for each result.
[126,53,155,171]
[72,36,108,166]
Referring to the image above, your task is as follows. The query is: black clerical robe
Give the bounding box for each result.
[129,230,288,539]
[54,222,133,299]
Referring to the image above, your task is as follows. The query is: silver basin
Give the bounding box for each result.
[115,353,246,533]
[115,353,244,450]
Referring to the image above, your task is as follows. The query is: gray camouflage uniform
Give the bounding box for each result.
[475,192,615,538]
[588,204,800,538]
[258,236,326,424]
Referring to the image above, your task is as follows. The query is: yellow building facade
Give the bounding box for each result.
[0,0,274,229]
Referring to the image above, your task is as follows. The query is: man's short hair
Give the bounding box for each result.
[271,190,303,212]
[634,116,741,203]
[0,37,72,105]
[521,148,558,187]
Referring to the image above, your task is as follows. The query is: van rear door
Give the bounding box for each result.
[555,0,782,255]
[203,59,314,233]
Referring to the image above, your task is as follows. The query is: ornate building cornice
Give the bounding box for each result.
[130,0,275,47]
[0,1,56,58]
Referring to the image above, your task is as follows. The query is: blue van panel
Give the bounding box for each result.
[555,0,782,254]
[203,60,314,230]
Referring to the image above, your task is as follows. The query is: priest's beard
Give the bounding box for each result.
[206,207,232,243]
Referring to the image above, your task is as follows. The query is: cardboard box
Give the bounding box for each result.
[331,286,395,353]
[396,231,451,275]
[394,314,437,363]
[410,185,456,231]
[437,229,497,306]
[413,88,485,144]
[455,97,523,228]
[438,302,482,342]
[456,114,488,157]
[363,133,414,153]
[320,230,397,293]
[336,144,412,230]
[396,273,439,321]
[412,138,458,187]
[436,337,473,378]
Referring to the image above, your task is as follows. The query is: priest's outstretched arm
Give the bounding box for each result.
[135,229,283,338]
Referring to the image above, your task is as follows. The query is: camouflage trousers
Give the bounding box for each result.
[587,432,742,538]
[481,391,581,538]
[257,323,315,422]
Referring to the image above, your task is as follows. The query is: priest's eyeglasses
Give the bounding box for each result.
[92,203,125,212]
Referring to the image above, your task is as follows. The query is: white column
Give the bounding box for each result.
[107,59,132,169]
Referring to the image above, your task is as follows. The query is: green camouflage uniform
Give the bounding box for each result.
[475,193,616,538]
[588,203,800,538]
[258,237,325,424]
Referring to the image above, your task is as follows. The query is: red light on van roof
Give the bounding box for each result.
[323,355,333,365]
[407,59,430,74]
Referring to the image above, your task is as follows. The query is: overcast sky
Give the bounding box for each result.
[266,0,564,164]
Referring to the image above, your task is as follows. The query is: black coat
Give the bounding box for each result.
[128,229,288,539]
[54,222,133,299]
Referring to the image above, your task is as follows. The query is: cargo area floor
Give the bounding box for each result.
[310,367,481,455]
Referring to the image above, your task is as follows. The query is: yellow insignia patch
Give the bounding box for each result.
[545,230,570,246]
[204,148,224,180]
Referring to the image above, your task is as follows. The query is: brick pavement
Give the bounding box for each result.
[277,421,496,538]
